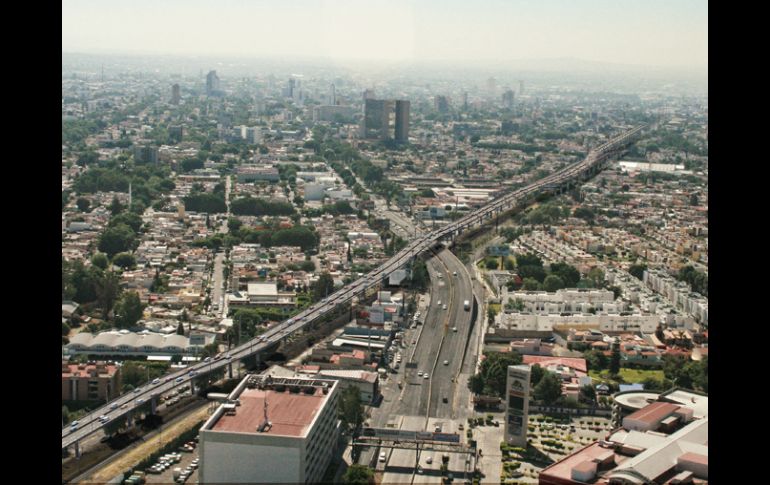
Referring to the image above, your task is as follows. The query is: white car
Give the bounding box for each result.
[443,360,449,365]
[437,300,442,306]
[379,451,386,462]
[423,374,429,379]
[426,456,433,464]
[443,304,447,310]
[417,371,423,377]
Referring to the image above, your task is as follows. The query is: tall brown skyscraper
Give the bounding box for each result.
[171,83,180,104]
[395,100,410,143]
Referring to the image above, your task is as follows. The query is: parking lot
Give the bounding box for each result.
[145,444,199,484]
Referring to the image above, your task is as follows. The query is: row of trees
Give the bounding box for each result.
[231,196,295,217]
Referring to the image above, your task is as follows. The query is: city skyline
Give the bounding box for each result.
[63,0,708,69]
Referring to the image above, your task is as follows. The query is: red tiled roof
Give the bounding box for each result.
[523,355,587,373]
[624,402,680,426]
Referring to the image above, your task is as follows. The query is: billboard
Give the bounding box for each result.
[505,365,531,446]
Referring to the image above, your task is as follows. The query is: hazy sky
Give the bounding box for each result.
[62,0,707,68]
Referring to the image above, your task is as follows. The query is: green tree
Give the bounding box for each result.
[95,271,121,320]
[549,262,581,287]
[109,212,144,233]
[342,465,375,485]
[62,321,71,336]
[533,371,563,405]
[543,274,565,292]
[108,196,124,216]
[522,277,540,291]
[485,258,499,270]
[609,341,621,376]
[584,350,608,371]
[115,291,144,328]
[112,252,136,269]
[76,197,91,213]
[468,374,484,394]
[587,267,605,288]
[98,223,136,257]
[338,386,364,433]
[177,321,185,336]
[573,207,595,222]
[529,364,545,387]
[91,252,109,270]
[474,351,523,397]
[579,384,596,403]
[628,264,647,281]
[312,272,335,301]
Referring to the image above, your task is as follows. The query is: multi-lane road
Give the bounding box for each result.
[62,125,644,450]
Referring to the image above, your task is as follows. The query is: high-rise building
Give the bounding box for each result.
[171,83,180,105]
[133,146,159,164]
[329,83,336,105]
[206,71,220,96]
[502,89,515,109]
[519,80,524,95]
[487,77,498,94]
[199,375,340,484]
[505,365,531,447]
[168,125,183,142]
[462,92,469,111]
[395,100,410,143]
[363,98,391,139]
[434,95,450,113]
[285,78,296,98]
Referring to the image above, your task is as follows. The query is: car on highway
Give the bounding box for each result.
[204,357,211,362]
[426,456,433,464]
[452,327,457,332]
[423,373,429,379]
[121,403,129,409]
[70,421,79,428]
[152,378,160,385]
[225,353,231,360]
[176,377,184,383]
[110,403,119,410]
[136,398,144,404]
[442,304,447,310]
[443,360,449,365]
[442,397,448,403]
[134,387,142,393]
[417,371,423,377]
[379,451,386,462]
[437,300,442,306]
[453,271,457,276]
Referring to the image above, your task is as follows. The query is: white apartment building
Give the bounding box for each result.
[199,375,341,484]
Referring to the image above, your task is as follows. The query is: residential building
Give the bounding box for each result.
[62,361,121,401]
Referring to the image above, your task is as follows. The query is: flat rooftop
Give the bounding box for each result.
[540,442,627,482]
[613,391,661,410]
[211,387,328,437]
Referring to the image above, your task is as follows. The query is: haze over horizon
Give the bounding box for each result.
[62,0,707,71]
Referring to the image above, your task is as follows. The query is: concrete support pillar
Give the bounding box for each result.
[228,362,233,379]
[151,395,157,414]
[74,440,80,458]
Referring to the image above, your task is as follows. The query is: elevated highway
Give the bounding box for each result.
[62,125,644,451]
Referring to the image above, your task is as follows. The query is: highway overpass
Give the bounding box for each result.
[62,125,644,451]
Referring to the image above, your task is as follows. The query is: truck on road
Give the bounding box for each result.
[463,300,470,311]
